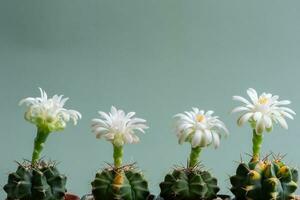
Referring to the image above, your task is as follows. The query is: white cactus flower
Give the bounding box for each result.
[232,88,296,134]
[91,106,148,146]
[19,88,81,132]
[174,108,229,148]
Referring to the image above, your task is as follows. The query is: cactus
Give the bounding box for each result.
[160,167,219,200]
[231,88,298,200]
[4,89,81,200]
[159,108,228,200]
[91,165,150,200]
[4,161,67,200]
[230,158,298,200]
[91,106,150,200]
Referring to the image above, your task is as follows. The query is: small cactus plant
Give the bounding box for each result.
[230,156,298,200]
[160,166,220,200]
[230,88,298,200]
[90,106,150,200]
[3,88,81,200]
[4,161,67,200]
[91,165,150,200]
[159,108,229,200]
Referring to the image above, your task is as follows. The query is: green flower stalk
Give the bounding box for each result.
[4,88,81,200]
[19,88,81,164]
[189,146,201,168]
[31,127,50,164]
[91,106,150,200]
[231,88,298,200]
[113,144,124,168]
[160,108,229,200]
[251,129,263,162]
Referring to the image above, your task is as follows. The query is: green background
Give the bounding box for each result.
[1,0,300,198]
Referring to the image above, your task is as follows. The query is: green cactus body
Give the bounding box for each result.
[92,167,150,200]
[4,163,67,200]
[230,159,298,200]
[159,168,220,200]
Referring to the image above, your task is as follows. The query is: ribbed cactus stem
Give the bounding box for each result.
[251,129,263,162]
[4,164,67,200]
[31,127,50,165]
[189,146,201,168]
[113,144,123,168]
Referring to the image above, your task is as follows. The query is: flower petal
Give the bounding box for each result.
[256,118,265,134]
[212,131,220,149]
[238,113,253,126]
[276,116,288,129]
[253,112,262,122]
[263,115,272,128]
[231,106,250,113]
[233,96,251,105]
[192,130,202,147]
[247,88,258,103]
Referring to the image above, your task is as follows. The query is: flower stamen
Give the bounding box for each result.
[258,97,269,105]
[196,114,205,122]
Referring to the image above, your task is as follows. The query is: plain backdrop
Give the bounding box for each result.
[1,0,300,198]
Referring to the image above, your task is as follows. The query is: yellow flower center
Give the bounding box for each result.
[258,97,269,105]
[196,114,205,122]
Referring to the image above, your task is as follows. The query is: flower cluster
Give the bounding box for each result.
[174,108,229,148]
[232,88,296,134]
[91,106,148,146]
[19,88,81,132]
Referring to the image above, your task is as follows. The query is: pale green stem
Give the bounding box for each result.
[31,127,50,165]
[189,146,201,168]
[251,129,263,162]
[113,144,123,168]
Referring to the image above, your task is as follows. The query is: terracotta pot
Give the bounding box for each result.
[65,193,80,200]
